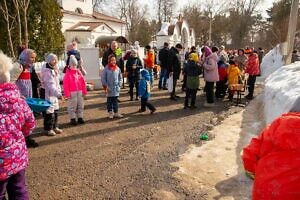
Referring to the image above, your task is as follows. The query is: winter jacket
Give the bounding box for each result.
[219,50,229,63]
[102,48,124,72]
[40,63,62,113]
[102,48,114,67]
[138,69,151,100]
[144,50,155,69]
[63,68,87,98]
[217,60,227,81]
[101,66,122,97]
[184,60,201,89]
[233,54,248,71]
[242,112,300,200]
[126,56,143,81]
[203,53,219,82]
[158,47,169,69]
[0,83,35,181]
[65,50,86,75]
[167,47,181,80]
[227,64,241,86]
[245,53,260,75]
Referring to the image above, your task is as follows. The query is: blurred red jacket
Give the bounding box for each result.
[242,112,300,200]
[245,53,260,75]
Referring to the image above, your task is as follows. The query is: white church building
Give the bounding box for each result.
[57,0,127,47]
[156,15,196,49]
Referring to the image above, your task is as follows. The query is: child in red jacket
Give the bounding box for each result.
[0,52,35,199]
[215,60,227,98]
[242,98,300,200]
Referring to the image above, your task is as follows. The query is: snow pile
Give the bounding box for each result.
[264,62,300,124]
[260,44,284,79]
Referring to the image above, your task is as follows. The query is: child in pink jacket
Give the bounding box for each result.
[0,52,35,199]
[63,55,87,125]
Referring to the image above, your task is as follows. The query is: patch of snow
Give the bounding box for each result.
[264,62,300,124]
[260,44,284,79]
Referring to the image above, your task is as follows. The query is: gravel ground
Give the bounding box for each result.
[26,80,260,200]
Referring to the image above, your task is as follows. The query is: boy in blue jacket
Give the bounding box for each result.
[138,69,156,114]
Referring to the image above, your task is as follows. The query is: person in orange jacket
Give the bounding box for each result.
[143,45,155,86]
[242,98,300,200]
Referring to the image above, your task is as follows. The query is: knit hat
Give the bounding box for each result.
[69,55,78,66]
[45,53,57,64]
[0,52,13,84]
[18,48,35,66]
[189,53,199,62]
[131,49,137,54]
[204,46,212,57]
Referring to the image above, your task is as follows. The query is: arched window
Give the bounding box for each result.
[73,37,81,44]
[75,7,83,14]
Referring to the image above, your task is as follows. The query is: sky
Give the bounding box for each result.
[141,0,278,19]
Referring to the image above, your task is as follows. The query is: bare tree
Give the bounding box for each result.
[0,0,16,57]
[92,0,115,12]
[12,0,22,46]
[156,0,176,23]
[116,0,148,42]
[18,0,30,47]
[228,0,261,47]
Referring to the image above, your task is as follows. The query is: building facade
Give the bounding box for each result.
[57,0,126,47]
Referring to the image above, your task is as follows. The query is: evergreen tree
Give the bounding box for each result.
[265,0,291,46]
[135,19,157,46]
[28,0,65,60]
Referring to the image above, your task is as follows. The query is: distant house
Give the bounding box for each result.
[57,0,127,48]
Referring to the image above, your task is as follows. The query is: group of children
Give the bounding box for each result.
[15,44,157,132]
[182,45,247,109]
[8,44,87,138]
[101,53,156,119]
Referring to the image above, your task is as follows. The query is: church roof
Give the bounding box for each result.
[92,11,126,24]
[66,22,117,32]
[61,9,126,24]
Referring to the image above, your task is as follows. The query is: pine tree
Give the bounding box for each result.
[28,0,65,60]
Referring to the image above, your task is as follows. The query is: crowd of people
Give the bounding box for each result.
[5,37,300,199]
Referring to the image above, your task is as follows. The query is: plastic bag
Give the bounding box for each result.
[167,74,173,93]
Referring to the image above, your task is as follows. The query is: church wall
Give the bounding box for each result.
[62,14,98,32]
[64,31,91,47]
[62,14,125,37]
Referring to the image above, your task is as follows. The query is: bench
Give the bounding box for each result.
[229,74,249,106]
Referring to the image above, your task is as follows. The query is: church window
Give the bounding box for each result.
[75,7,83,14]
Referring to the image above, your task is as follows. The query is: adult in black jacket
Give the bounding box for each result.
[167,43,183,100]
[102,41,123,71]
[158,42,169,89]
[102,40,125,89]
[126,49,143,101]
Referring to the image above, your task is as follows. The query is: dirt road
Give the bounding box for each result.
[27,83,260,199]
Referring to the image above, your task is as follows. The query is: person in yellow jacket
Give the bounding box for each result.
[227,60,241,100]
